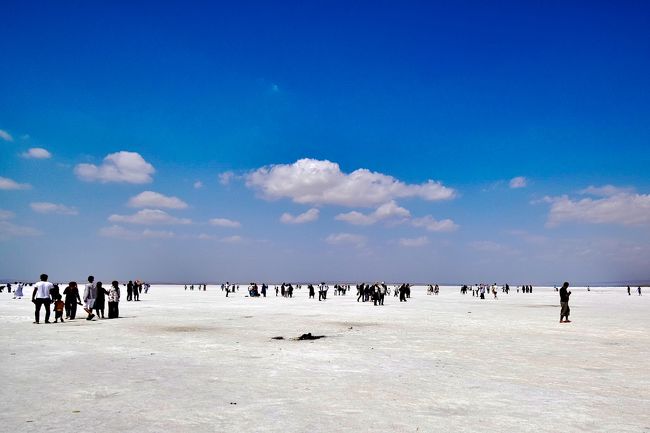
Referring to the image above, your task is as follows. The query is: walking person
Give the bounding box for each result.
[83,275,97,321]
[559,282,572,323]
[63,282,81,319]
[53,295,65,323]
[32,273,53,324]
[108,281,120,318]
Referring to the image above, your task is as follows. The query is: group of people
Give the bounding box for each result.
[30,274,122,324]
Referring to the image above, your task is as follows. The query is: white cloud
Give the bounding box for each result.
[0,129,13,142]
[246,158,455,207]
[74,151,155,184]
[209,217,241,228]
[193,181,203,189]
[30,202,78,215]
[545,189,650,227]
[0,209,15,220]
[21,147,52,159]
[219,171,235,185]
[579,185,633,197]
[0,176,31,190]
[399,236,429,247]
[280,208,320,224]
[220,235,243,244]
[128,191,188,209]
[99,225,174,240]
[411,215,459,232]
[335,201,410,225]
[108,209,191,225]
[325,232,366,247]
[509,176,527,189]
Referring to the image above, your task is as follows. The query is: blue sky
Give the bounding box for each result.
[1,1,649,284]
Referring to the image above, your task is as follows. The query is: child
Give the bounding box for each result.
[53,295,65,323]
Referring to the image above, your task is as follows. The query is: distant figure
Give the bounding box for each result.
[627,286,631,296]
[13,282,24,299]
[63,282,81,320]
[83,275,97,321]
[638,286,642,296]
[32,273,53,324]
[308,284,315,299]
[378,283,387,305]
[479,285,485,299]
[559,281,572,323]
[261,283,267,297]
[318,283,328,301]
[133,282,140,301]
[108,281,121,319]
[53,295,65,323]
[127,281,134,301]
[399,284,407,302]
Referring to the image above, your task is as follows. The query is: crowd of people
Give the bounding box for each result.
[7,274,647,325]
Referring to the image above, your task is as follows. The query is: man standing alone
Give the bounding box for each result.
[559,281,572,323]
[32,273,53,324]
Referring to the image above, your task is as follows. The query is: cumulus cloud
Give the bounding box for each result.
[280,208,320,224]
[99,225,174,240]
[74,151,155,184]
[219,171,235,185]
[193,181,203,189]
[21,147,52,159]
[30,202,78,215]
[411,215,459,232]
[398,236,429,247]
[545,188,650,226]
[246,158,455,207]
[509,176,527,189]
[209,217,241,228]
[335,201,410,225]
[108,209,191,225]
[0,129,13,142]
[128,191,188,209]
[325,232,366,247]
[0,176,31,190]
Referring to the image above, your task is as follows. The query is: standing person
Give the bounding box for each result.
[627,286,631,296]
[63,282,81,320]
[127,281,133,301]
[378,283,387,306]
[108,281,120,319]
[83,276,97,321]
[13,282,24,299]
[559,282,572,323]
[308,284,315,299]
[94,282,108,319]
[399,284,407,302]
[261,283,267,298]
[638,286,642,296]
[133,282,140,301]
[32,273,53,324]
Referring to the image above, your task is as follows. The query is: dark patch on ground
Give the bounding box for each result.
[271,336,284,340]
[296,333,325,341]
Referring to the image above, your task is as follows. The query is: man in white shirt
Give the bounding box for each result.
[31,273,53,324]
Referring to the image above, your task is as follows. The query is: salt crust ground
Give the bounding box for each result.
[1,285,649,433]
